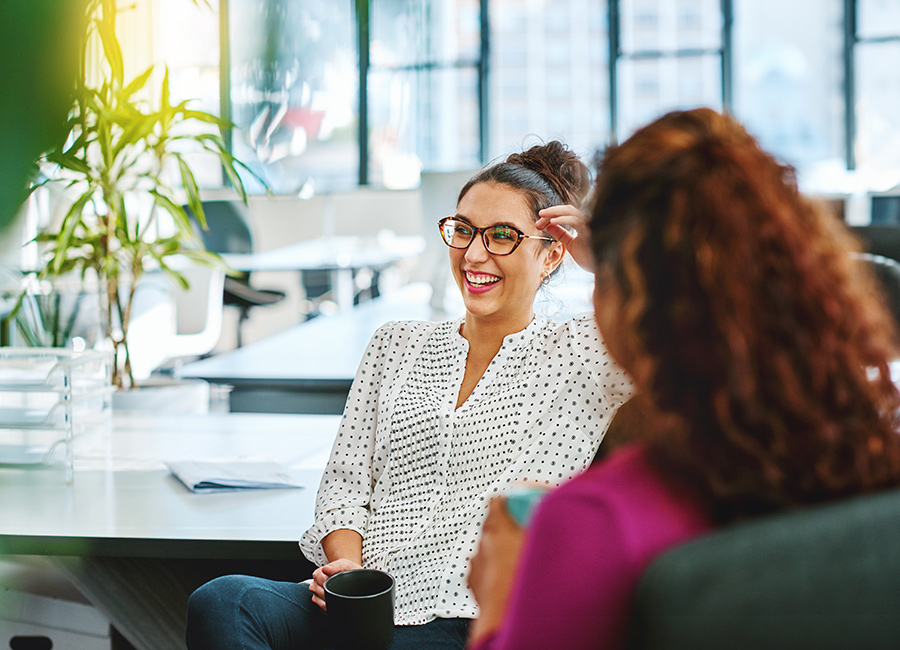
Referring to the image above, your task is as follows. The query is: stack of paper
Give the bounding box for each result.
[166,460,305,493]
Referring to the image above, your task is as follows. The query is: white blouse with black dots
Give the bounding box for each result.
[299,313,632,625]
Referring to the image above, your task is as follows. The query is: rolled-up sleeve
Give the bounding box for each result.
[299,322,394,566]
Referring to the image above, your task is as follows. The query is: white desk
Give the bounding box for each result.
[180,272,595,414]
[180,283,457,413]
[0,412,338,560]
[221,234,426,311]
[0,412,339,650]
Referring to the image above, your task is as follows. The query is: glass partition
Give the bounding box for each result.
[368,0,482,186]
[858,0,900,39]
[229,0,358,194]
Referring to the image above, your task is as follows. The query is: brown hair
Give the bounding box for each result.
[589,108,900,522]
[458,141,590,218]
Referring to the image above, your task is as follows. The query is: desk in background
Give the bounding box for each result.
[0,412,339,650]
[180,283,455,414]
[180,269,594,415]
[221,233,426,312]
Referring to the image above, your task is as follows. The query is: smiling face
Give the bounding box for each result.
[450,181,565,331]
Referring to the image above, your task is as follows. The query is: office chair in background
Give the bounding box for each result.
[870,194,900,225]
[127,263,226,379]
[854,252,900,336]
[850,224,900,265]
[189,200,286,348]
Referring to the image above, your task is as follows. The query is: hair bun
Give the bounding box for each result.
[506,141,590,207]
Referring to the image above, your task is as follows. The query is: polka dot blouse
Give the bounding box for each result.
[299,313,632,625]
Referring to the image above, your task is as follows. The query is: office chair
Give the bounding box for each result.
[628,486,900,650]
[189,200,286,348]
[855,252,900,335]
[850,224,900,264]
[871,194,900,224]
[128,263,226,380]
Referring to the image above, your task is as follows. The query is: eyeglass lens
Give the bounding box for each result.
[441,220,520,255]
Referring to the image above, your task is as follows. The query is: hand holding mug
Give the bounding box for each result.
[467,496,529,645]
[309,558,362,611]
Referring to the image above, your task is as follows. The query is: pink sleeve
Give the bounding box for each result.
[470,489,637,650]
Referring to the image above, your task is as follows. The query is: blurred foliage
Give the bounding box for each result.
[20,0,256,388]
[0,0,86,234]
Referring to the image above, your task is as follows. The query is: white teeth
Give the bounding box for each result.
[465,272,500,286]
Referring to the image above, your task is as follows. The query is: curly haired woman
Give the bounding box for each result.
[468,108,900,650]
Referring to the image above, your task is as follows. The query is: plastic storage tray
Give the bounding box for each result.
[0,348,112,483]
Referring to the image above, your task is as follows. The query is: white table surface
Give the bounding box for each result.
[221,233,426,311]
[180,273,594,389]
[180,283,451,387]
[0,412,340,559]
[220,234,426,273]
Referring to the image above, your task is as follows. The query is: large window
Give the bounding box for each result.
[154,0,900,195]
[613,0,724,141]
[854,0,900,171]
[228,0,358,193]
[155,0,224,188]
[368,0,482,187]
[732,0,843,174]
[489,0,611,163]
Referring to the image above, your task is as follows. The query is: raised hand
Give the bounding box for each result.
[536,205,594,273]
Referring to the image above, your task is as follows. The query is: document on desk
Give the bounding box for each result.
[166,460,305,493]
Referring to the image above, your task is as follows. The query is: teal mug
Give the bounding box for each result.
[505,486,548,527]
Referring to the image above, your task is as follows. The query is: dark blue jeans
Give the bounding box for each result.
[186,574,470,650]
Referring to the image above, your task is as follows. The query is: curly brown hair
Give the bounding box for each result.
[589,108,900,523]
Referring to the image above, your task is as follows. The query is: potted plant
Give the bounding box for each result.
[30,0,254,388]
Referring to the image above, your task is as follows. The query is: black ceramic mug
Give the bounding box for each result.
[324,569,395,650]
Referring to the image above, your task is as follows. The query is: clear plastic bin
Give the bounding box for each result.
[0,348,113,483]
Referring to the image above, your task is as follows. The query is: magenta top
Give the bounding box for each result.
[470,444,713,650]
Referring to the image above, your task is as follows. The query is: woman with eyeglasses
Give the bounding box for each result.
[186,142,632,650]
[466,109,900,650]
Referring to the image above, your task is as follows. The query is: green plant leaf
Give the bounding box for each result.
[181,109,228,127]
[175,153,203,226]
[160,66,171,114]
[115,113,156,158]
[122,65,154,100]
[149,189,194,239]
[61,127,92,161]
[97,111,112,170]
[48,191,92,276]
[50,149,94,176]
[179,248,231,273]
[95,2,123,88]
[113,192,142,247]
[158,262,191,291]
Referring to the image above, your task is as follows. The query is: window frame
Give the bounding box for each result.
[845,0,900,170]
[607,0,733,143]
[212,0,895,189]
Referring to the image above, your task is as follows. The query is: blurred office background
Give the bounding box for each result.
[6,0,900,350]
[149,0,900,193]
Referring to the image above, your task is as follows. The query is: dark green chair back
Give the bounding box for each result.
[628,487,900,650]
